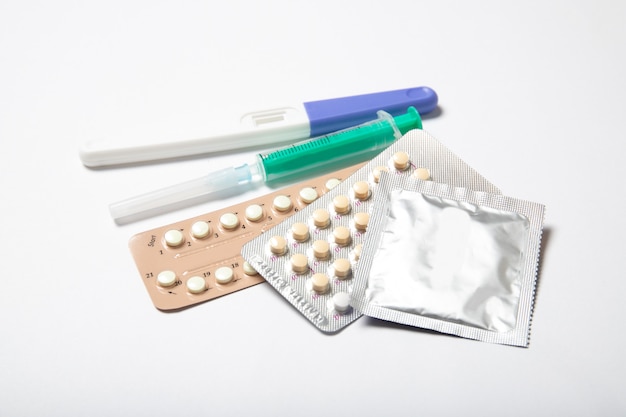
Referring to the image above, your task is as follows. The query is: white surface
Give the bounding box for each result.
[1,1,625,416]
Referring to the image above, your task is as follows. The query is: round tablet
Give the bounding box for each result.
[299,187,318,204]
[273,195,292,212]
[245,204,264,222]
[214,266,234,284]
[156,270,177,287]
[312,240,330,260]
[325,178,341,190]
[352,243,363,261]
[164,229,185,247]
[392,151,410,170]
[372,165,390,183]
[186,276,206,294]
[242,261,258,276]
[269,235,287,255]
[291,222,309,242]
[333,226,351,246]
[191,221,210,239]
[312,208,331,228]
[333,292,351,313]
[352,181,370,200]
[311,273,330,294]
[333,195,351,214]
[354,212,369,231]
[332,258,351,279]
[219,212,239,230]
[414,167,431,180]
[290,254,309,274]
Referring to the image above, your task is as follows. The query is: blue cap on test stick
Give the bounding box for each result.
[303,86,437,136]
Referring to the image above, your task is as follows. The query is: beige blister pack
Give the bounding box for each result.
[129,163,365,311]
[241,129,502,333]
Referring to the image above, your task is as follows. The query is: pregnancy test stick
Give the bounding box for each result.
[79,86,437,167]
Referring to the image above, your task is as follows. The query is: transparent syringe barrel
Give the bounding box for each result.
[258,107,422,184]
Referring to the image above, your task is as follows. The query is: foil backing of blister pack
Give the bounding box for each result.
[351,172,545,346]
[241,129,501,333]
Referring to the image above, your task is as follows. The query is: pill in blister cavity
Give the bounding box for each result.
[333,226,351,246]
[291,222,309,242]
[332,292,351,313]
[333,195,351,214]
[373,166,390,183]
[157,270,177,287]
[299,187,318,204]
[332,258,351,279]
[312,208,331,228]
[191,221,210,239]
[164,229,185,247]
[353,181,370,200]
[242,261,258,276]
[392,151,410,170]
[269,236,288,255]
[214,266,235,284]
[414,167,431,181]
[219,213,239,230]
[245,204,264,222]
[325,178,341,190]
[186,276,207,294]
[351,243,363,261]
[273,195,292,212]
[311,273,330,294]
[290,254,309,274]
[312,240,330,260]
[353,212,369,231]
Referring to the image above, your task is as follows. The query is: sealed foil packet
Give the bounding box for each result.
[351,172,545,347]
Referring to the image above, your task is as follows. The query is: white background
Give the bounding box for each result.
[1,1,625,416]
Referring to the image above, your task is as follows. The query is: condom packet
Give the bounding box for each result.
[241,129,500,333]
[351,172,545,347]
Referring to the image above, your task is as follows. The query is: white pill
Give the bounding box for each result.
[273,195,293,212]
[333,292,351,313]
[157,270,177,287]
[242,261,258,276]
[214,266,234,284]
[164,229,185,247]
[219,213,239,230]
[245,204,264,222]
[325,178,341,190]
[186,276,207,294]
[299,187,318,204]
[191,221,210,239]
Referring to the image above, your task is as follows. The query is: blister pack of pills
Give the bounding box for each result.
[241,129,502,333]
[129,163,365,311]
[351,172,545,347]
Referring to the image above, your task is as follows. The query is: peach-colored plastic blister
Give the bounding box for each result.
[128,164,365,311]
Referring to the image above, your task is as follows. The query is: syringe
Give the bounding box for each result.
[110,107,422,223]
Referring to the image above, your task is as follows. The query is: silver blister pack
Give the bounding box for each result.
[351,172,545,346]
[241,129,500,333]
